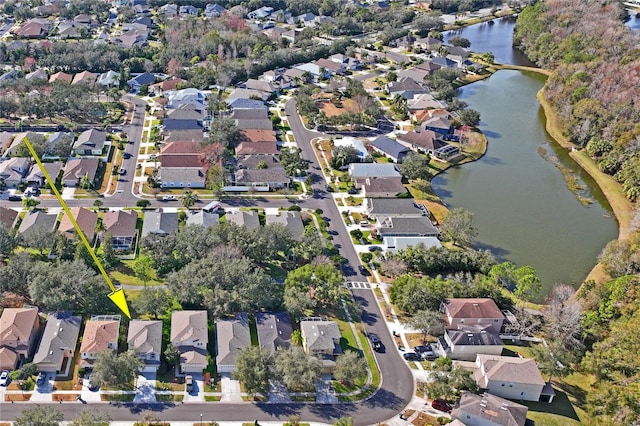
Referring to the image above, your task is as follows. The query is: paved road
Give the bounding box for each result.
[0,98,415,425]
[113,95,147,200]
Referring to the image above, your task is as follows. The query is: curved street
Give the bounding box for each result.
[0,99,416,425]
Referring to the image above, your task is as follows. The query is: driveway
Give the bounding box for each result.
[315,374,338,404]
[134,372,157,403]
[61,187,76,200]
[183,373,205,402]
[268,379,291,403]
[31,372,54,402]
[220,373,242,403]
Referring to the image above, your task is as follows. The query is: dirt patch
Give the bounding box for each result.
[5,394,31,402]
[411,411,443,426]
[53,393,80,401]
[319,98,360,117]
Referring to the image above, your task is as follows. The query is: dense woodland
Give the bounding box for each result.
[515,0,640,201]
[516,0,640,423]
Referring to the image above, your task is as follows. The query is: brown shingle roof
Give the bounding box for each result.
[0,206,18,229]
[49,72,73,84]
[58,207,98,241]
[160,141,200,154]
[397,130,444,151]
[102,210,138,237]
[79,319,119,354]
[0,308,38,347]
[160,153,202,168]
[444,298,504,320]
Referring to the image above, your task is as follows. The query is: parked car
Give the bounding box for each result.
[369,333,383,352]
[0,370,9,386]
[359,265,369,276]
[119,168,126,175]
[185,375,194,393]
[347,187,359,195]
[162,195,176,201]
[360,220,369,227]
[123,152,131,159]
[413,345,432,354]
[403,352,421,361]
[87,375,100,391]
[423,351,438,361]
[325,185,334,192]
[36,372,46,385]
[431,399,452,413]
[7,195,21,202]
[368,245,382,252]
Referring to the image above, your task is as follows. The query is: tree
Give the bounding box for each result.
[280,148,308,177]
[22,197,40,210]
[132,254,154,286]
[99,233,118,269]
[284,263,343,308]
[136,199,150,208]
[70,410,111,426]
[272,346,321,391]
[334,418,353,426]
[234,346,271,395]
[134,287,172,319]
[350,228,363,241]
[93,199,104,210]
[379,257,407,278]
[0,224,16,257]
[333,351,367,387]
[405,309,444,344]
[20,362,38,378]
[180,190,198,209]
[206,116,240,148]
[440,207,478,247]
[164,343,180,367]
[14,406,63,426]
[291,329,302,346]
[91,350,142,389]
[331,145,360,169]
[449,36,471,48]
[398,152,432,180]
[459,108,481,127]
[425,362,476,401]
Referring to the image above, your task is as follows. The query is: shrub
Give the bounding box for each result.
[288,205,302,211]
[136,199,151,208]
[360,252,373,263]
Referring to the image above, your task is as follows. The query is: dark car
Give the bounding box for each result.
[359,265,369,276]
[368,245,382,252]
[325,185,334,192]
[123,152,132,159]
[369,333,383,352]
[8,195,21,202]
[414,345,432,354]
[431,399,452,413]
[403,352,422,361]
[36,372,46,385]
[347,187,358,194]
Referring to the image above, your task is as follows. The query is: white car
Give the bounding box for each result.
[162,195,176,201]
[0,370,9,386]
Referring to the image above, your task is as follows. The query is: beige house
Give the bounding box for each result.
[33,312,81,375]
[215,314,250,373]
[79,315,120,368]
[441,298,505,333]
[0,307,40,370]
[457,354,554,403]
[452,392,528,426]
[58,207,98,243]
[300,319,340,356]
[170,311,208,373]
[128,320,162,372]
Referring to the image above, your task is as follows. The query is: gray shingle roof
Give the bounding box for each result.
[452,392,528,426]
[216,313,251,368]
[186,211,219,228]
[366,198,425,217]
[378,216,439,237]
[349,163,401,179]
[265,211,304,241]
[225,210,260,230]
[370,137,409,160]
[446,326,503,347]
[300,320,340,352]
[33,312,81,371]
[128,320,163,356]
[256,312,292,355]
[142,210,179,237]
[17,211,57,237]
[170,311,208,346]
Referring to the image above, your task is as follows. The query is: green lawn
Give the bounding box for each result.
[109,259,164,287]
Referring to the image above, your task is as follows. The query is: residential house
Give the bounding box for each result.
[383,236,441,253]
[397,131,459,159]
[228,98,266,111]
[204,3,225,17]
[365,198,427,219]
[61,158,99,187]
[0,157,30,188]
[227,88,270,102]
[431,56,458,69]
[415,61,442,75]
[164,130,204,144]
[25,69,48,81]
[49,72,73,84]
[458,354,554,403]
[128,320,162,372]
[237,154,280,170]
[383,50,410,65]
[12,19,50,38]
[407,93,445,111]
[170,310,209,373]
[96,70,120,87]
[420,116,452,137]
[58,207,98,243]
[73,129,106,156]
[185,211,219,228]
[127,72,156,93]
[43,131,73,160]
[232,168,290,190]
[225,210,260,230]
[293,62,331,81]
[357,176,407,198]
[33,312,81,374]
[159,167,205,188]
[334,137,368,162]
[79,315,120,368]
[265,211,304,241]
[329,53,361,70]
[387,77,429,100]
[102,209,138,251]
[451,392,528,426]
[17,211,57,239]
[256,312,292,355]
[314,58,346,76]
[166,88,206,109]
[377,216,439,238]
[236,129,278,155]
[300,319,341,371]
[179,5,199,16]
[415,36,442,52]
[215,313,251,373]
[3,131,42,157]
[439,325,504,361]
[114,30,149,48]
[397,68,430,84]
[441,298,505,333]
[231,107,268,120]
[72,71,97,85]
[141,210,179,237]
[149,78,185,96]
[244,79,279,97]
[282,29,303,45]
[368,136,411,163]
[247,6,273,19]
[0,206,18,229]
[0,307,40,370]
[160,152,202,168]
[348,163,401,181]
[160,3,178,16]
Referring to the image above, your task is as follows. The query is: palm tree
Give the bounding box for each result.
[180,190,198,209]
